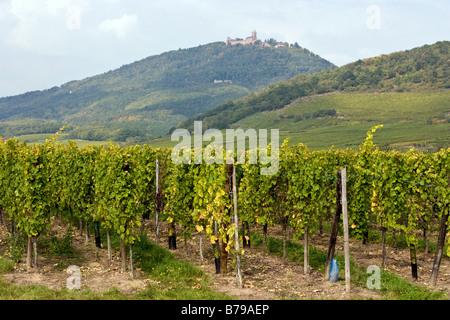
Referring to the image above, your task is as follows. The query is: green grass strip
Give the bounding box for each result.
[132,232,232,300]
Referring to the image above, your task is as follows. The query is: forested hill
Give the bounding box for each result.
[180,41,450,132]
[0,41,335,142]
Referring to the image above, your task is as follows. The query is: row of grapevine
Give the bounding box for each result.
[0,132,168,274]
[0,127,448,285]
[163,127,449,283]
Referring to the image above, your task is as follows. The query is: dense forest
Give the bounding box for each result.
[0,41,335,142]
[180,41,449,132]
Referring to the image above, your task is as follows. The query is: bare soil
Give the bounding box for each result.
[0,221,149,295]
[165,227,380,300]
[0,218,448,300]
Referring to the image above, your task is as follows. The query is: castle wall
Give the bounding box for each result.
[226,31,287,48]
[227,31,258,46]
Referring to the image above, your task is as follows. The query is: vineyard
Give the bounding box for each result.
[0,125,449,299]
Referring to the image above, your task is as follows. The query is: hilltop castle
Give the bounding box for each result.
[226,30,287,48]
[227,30,261,46]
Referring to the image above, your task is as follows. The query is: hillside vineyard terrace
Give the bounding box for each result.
[171,121,279,175]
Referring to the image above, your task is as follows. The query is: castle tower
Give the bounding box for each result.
[252,30,257,40]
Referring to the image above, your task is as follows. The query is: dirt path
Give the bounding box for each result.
[172,238,380,300]
[0,222,149,295]
[312,231,450,294]
[165,221,449,300]
[0,219,448,300]
[147,221,381,300]
[259,223,450,296]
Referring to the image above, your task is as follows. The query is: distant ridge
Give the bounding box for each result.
[0,38,335,143]
[180,41,450,132]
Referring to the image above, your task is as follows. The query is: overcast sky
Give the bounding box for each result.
[0,0,448,98]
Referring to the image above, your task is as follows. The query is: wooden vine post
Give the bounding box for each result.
[213,220,220,274]
[26,236,33,272]
[430,175,450,286]
[220,164,234,275]
[304,226,310,275]
[155,158,160,242]
[130,244,135,278]
[232,165,243,288]
[341,167,351,292]
[324,170,342,281]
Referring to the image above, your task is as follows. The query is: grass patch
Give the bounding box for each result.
[0,276,132,300]
[132,232,232,300]
[249,231,446,300]
[39,227,75,257]
[0,257,14,274]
